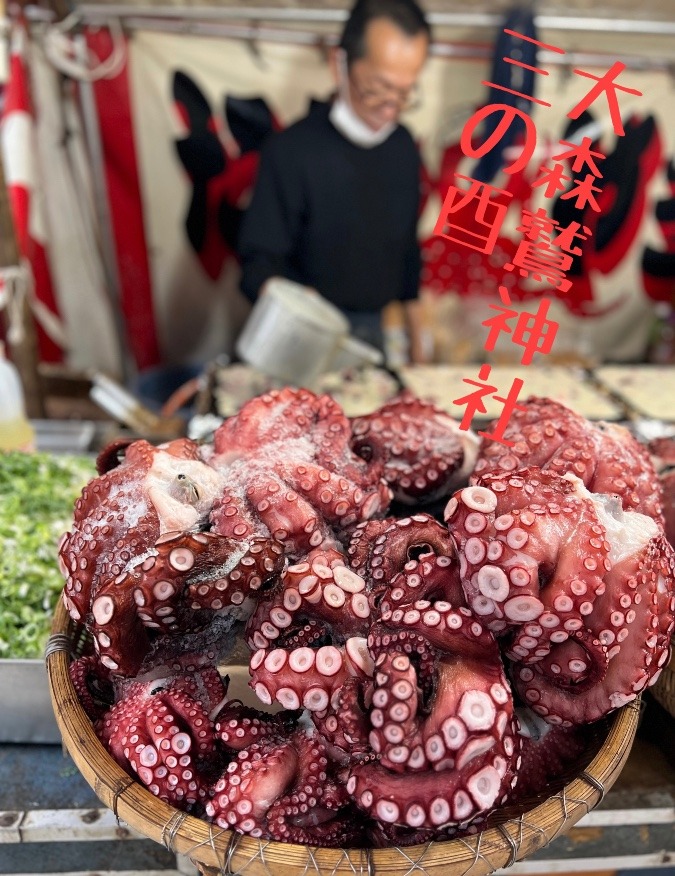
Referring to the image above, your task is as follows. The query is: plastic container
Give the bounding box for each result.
[0,342,35,451]
[236,278,383,386]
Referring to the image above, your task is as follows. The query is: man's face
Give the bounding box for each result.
[340,18,428,131]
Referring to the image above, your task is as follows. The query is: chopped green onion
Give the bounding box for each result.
[0,451,94,659]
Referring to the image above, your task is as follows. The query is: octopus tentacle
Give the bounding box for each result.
[347,754,516,833]
[186,537,285,613]
[249,637,374,713]
[265,730,335,841]
[245,549,370,651]
[377,602,500,663]
[368,820,441,848]
[521,627,608,693]
[244,471,334,555]
[275,618,329,650]
[99,684,220,811]
[267,810,363,848]
[348,598,519,832]
[90,531,282,676]
[216,701,299,751]
[380,552,464,613]
[369,608,513,770]
[367,651,421,770]
[207,727,359,846]
[514,531,675,724]
[345,518,397,577]
[78,585,150,676]
[207,736,297,837]
[447,474,612,654]
[69,655,114,722]
[362,514,458,605]
[208,493,258,541]
[148,689,220,769]
[311,675,371,764]
[95,438,135,475]
[369,625,437,703]
[277,461,388,532]
[162,664,229,718]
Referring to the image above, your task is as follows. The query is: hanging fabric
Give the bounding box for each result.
[29,29,125,375]
[472,6,538,184]
[0,17,65,363]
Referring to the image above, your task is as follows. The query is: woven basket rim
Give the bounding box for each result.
[46,599,640,876]
[650,649,675,718]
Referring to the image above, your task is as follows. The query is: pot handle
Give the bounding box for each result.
[329,334,385,371]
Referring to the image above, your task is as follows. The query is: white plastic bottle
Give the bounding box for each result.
[0,342,35,451]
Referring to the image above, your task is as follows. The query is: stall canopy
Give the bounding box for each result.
[1,1,675,381]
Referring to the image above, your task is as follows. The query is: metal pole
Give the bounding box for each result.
[75,5,675,37]
[73,32,134,384]
[104,16,675,73]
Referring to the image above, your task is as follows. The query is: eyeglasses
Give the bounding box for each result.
[349,75,422,112]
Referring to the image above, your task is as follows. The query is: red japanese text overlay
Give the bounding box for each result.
[435,29,642,445]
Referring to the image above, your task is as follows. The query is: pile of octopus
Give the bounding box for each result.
[60,388,675,847]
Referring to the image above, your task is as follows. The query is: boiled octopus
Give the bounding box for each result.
[58,388,394,676]
[351,390,479,505]
[207,725,360,846]
[207,388,392,555]
[59,389,675,849]
[472,397,664,522]
[347,609,520,834]
[94,663,227,812]
[447,469,675,724]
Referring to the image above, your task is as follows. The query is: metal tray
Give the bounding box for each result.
[32,419,96,454]
[0,658,61,743]
[0,656,263,745]
[1,429,97,744]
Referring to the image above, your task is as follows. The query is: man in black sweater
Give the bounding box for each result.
[238,0,431,362]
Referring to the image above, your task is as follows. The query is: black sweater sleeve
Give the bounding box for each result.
[238,134,305,302]
[400,149,422,302]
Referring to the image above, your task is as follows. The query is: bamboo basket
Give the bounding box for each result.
[651,648,675,718]
[46,599,640,876]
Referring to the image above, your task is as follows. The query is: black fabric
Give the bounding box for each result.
[472,7,538,184]
[238,100,421,311]
[225,96,276,154]
[173,71,226,253]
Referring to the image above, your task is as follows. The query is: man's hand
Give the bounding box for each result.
[260,277,321,299]
[404,298,433,364]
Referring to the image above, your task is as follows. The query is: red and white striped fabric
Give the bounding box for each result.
[0,20,63,363]
[87,27,161,371]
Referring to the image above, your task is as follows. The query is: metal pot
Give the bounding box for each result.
[235,278,383,385]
